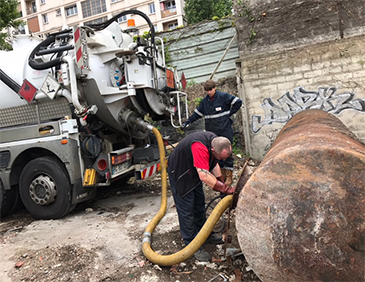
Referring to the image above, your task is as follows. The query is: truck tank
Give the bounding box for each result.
[1,9,187,136]
[0,36,48,108]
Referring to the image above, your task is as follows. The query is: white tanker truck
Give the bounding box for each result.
[0,10,188,220]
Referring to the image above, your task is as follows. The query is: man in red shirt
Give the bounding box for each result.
[182,80,243,186]
[168,131,235,261]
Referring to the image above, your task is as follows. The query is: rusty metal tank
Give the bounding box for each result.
[235,109,365,282]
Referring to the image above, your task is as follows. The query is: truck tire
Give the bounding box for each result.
[0,179,21,218]
[19,156,73,219]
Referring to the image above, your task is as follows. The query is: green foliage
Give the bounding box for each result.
[239,2,255,22]
[212,0,233,20]
[236,0,258,45]
[144,114,160,130]
[141,31,150,39]
[184,0,232,25]
[186,79,197,87]
[248,28,257,43]
[194,97,203,106]
[232,136,248,157]
[164,49,171,65]
[176,127,185,135]
[0,33,12,50]
[134,31,151,42]
[0,0,23,50]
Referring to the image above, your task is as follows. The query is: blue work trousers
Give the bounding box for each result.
[168,169,206,245]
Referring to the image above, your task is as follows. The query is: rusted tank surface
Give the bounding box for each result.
[235,109,365,282]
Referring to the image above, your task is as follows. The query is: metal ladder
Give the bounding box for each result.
[169,90,189,128]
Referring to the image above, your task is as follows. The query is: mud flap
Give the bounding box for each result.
[71,179,97,204]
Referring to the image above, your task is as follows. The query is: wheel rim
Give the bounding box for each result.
[29,175,57,206]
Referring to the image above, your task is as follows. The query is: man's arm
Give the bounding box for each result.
[192,142,234,194]
[182,110,201,127]
[183,98,207,127]
[229,96,242,116]
[196,162,222,188]
[196,164,234,194]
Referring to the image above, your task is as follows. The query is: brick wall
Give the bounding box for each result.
[234,0,365,159]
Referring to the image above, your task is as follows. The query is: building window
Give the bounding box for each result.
[56,9,61,16]
[154,25,158,32]
[167,21,178,30]
[111,0,121,2]
[18,24,26,34]
[42,14,48,24]
[165,0,176,10]
[31,1,37,13]
[118,15,127,23]
[66,5,77,17]
[85,16,108,25]
[40,0,46,5]
[82,0,107,19]
[149,3,156,14]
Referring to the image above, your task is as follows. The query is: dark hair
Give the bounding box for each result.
[203,80,216,91]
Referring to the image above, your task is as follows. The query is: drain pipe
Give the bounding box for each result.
[62,55,87,115]
[128,117,233,266]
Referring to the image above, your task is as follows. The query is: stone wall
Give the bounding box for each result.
[234,0,365,159]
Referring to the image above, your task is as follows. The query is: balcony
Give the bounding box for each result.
[161,8,176,18]
[25,0,37,16]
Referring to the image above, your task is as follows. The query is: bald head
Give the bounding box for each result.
[211,136,232,161]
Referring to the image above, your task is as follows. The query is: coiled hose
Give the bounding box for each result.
[141,126,233,266]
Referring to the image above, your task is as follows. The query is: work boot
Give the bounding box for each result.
[224,169,233,186]
[194,248,212,261]
[206,233,224,244]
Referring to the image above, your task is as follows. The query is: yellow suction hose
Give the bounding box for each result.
[141,126,233,266]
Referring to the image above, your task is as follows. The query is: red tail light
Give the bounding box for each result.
[112,151,132,165]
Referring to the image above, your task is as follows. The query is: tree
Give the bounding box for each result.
[184,0,232,25]
[212,0,233,19]
[0,0,22,50]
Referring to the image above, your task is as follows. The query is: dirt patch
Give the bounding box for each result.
[0,157,261,282]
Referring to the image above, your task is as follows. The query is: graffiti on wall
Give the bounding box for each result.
[252,86,365,134]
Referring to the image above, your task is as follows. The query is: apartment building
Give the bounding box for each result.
[17,0,186,36]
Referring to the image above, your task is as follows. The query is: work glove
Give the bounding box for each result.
[181,121,190,129]
[213,180,235,195]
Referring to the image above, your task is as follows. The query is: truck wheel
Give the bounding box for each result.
[0,179,21,218]
[19,156,73,219]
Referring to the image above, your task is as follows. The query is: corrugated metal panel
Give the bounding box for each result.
[158,18,239,83]
[0,98,71,128]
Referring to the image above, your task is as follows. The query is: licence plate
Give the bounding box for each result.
[112,161,131,176]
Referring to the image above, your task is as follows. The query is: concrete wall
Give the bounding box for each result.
[234,0,365,160]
